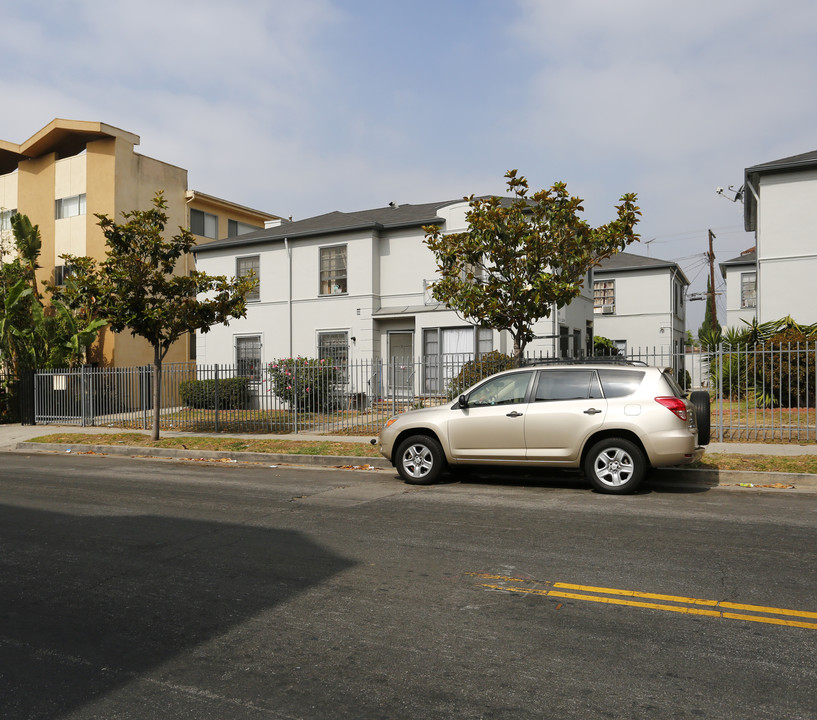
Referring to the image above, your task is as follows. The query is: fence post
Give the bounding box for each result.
[79,365,86,427]
[293,361,299,434]
[214,364,220,433]
[391,357,397,416]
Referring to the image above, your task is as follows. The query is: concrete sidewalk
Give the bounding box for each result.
[3,423,817,491]
[2,422,816,455]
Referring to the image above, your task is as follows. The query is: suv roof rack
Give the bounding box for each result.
[522,356,648,367]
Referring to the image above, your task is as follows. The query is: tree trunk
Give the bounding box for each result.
[512,334,525,367]
[152,344,162,441]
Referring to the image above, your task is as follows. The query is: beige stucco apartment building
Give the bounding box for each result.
[0,119,279,367]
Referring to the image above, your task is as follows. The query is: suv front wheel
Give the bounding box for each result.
[583,438,646,494]
[395,435,445,485]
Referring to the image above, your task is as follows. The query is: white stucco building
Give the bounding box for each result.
[193,199,594,394]
[743,150,817,324]
[719,247,757,330]
[592,251,689,357]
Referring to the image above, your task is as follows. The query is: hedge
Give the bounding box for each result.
[179,377,253,410]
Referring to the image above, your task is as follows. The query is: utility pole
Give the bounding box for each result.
[707,229,718,330]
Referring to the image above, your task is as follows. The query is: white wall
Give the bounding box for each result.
[195,203,596,366]
[723,264,756,330]
[593,268,684,353]
[756,169,817,323]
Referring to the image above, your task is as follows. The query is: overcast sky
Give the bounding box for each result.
[2,0,815,331]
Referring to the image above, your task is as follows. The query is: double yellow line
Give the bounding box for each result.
[467,573,817,630]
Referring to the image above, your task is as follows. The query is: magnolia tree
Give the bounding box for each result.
[53,193,256,439]
[424,170,640,364]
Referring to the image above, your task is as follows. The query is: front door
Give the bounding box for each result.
[388,331,414,396]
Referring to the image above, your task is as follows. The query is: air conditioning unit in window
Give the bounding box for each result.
[602,304,615,314]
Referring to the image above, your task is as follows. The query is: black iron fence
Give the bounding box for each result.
[0,369,34,425]
[16,343,817,443]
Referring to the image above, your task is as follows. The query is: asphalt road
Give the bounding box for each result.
[2,453,816,719]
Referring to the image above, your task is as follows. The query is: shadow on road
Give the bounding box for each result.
[0,505,355,719]
[443,467,712,495]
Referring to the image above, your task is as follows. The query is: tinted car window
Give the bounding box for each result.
[534,370,603,401]
[598,369,645,398]
[468,372,533,406]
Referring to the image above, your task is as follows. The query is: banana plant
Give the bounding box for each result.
[51,301,108,367]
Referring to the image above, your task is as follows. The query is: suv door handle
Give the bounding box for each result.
[583,408,602,415]
[506,411,523,418]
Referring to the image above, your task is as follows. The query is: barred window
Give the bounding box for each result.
[318,331,348,365]
[593,280,615,313]
[741,272,757,308]
[320,245,347,295]
[236,336,262,380]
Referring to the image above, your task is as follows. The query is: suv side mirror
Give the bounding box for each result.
[457,394,468,409]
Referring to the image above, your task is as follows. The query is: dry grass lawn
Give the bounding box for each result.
[26,432,817,474]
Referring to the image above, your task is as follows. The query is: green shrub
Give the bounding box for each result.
[267,357,343,411]
[752,329,816,408]
[447,351,515,399]
[593,336,619,356]
[179,377,252,410]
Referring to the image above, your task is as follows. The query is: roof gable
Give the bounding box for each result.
[594,251,689,285]
[195,199,465,252]
[744,149,817,231]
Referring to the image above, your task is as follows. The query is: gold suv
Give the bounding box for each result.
[375,362,709,494]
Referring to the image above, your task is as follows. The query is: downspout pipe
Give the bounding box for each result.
[284,238,292,357]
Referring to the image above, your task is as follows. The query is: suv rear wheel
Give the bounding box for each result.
[395,435,445,485]
[584,438,646,494]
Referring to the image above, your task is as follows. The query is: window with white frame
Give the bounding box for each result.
[237,255,260,302]
[320,245,347,295]
[236,335,262,380]
[190,208,218,239]
[741,272,757,308]
[55,194,86,219]
[594,280,615,314]
[423,326,493,393]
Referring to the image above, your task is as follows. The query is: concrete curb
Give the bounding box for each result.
[15,442,393,470]
[15,441,817,490]
[649,467,817,490]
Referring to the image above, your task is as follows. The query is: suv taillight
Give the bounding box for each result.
[655,396,688,421]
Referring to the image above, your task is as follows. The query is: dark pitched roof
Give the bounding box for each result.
[719,248,756,277]
[744,150,817,231]
[195,199,464,253]
[745,150,817,175]
[595,251,689,284]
